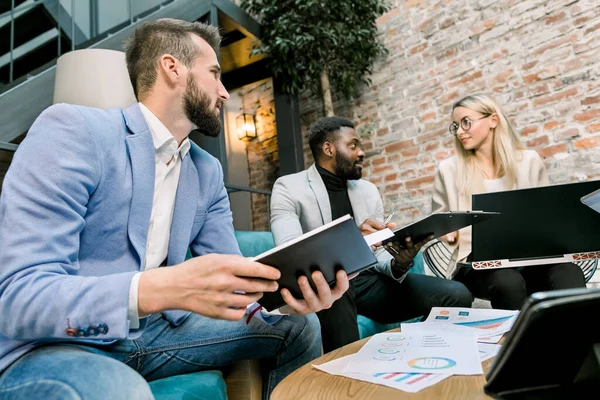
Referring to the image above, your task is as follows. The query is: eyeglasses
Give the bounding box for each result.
[449,114,491,136]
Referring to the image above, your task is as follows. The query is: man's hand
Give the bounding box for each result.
[279,270,350,316]
[359,218,396,249]
[385,236,433,277]
[359,218,396,235]
[138,254,281,321]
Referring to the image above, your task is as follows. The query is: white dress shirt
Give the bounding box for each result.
[127,104,284,328]
[128,103,190,329]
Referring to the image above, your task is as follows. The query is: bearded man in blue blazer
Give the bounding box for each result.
[0,19,349,399]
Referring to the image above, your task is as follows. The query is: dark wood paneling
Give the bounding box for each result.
[273,76,305,175]
[222,58,271,91]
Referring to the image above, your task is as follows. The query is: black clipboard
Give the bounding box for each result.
[256,215,378,311]
[382,211,499,247]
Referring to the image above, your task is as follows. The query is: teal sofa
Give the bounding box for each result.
[150,231,425,400]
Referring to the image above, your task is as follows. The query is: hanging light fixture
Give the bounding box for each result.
[236,113,257,141]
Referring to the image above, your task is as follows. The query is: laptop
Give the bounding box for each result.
[470,180,600,270]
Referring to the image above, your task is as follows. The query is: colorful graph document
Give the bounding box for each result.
[478,343,501,362]
[401,321,479,337]
[313,343,500,393]
[425,307,519,342]
[342,331,482,376]
[316,355,449,393]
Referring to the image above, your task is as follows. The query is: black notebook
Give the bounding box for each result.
[382,211,499,247]
[255,215,378,311]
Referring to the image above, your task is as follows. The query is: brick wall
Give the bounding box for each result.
[235,78,278,231]
[299,0,600,226]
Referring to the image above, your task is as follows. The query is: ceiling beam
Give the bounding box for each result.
[221,29,246,47]
[221,57,270,91]
[212,0,261,39]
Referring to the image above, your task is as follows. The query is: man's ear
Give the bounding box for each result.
[158,54,182,86]
[322,141,335,158]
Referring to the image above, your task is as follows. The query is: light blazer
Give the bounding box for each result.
[0,103,240,373]
[431,150,549,278]
[270,164,398,280]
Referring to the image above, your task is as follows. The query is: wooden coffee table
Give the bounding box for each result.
[272,328,499,400]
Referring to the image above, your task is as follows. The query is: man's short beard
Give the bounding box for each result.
[183,74,221,137]
[334,152,362,180]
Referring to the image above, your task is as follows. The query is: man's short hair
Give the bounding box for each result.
[124,18,221,99]
[308,116,355,160]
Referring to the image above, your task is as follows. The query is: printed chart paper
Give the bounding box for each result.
[478,343,501,362]
[314,355,449,393]
[313,343,500,393]
[342,331,482,376]
[425,307,518,341]
[401,321,478,337]
[478,333,504,344]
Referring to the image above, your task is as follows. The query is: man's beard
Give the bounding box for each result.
[183,75,221,137]
[334,152,363,180]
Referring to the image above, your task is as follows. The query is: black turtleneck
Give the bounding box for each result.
[316,164,354,220]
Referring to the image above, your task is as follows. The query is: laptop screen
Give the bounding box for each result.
[471,180,600,262]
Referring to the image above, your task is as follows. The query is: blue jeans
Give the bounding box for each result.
[0,312,321,400]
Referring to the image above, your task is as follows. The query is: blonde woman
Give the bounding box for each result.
[432,93,585,310]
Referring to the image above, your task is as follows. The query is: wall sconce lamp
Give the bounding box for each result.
[236,113,257,141]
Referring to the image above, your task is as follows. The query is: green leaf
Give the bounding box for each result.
[239,0,389,99]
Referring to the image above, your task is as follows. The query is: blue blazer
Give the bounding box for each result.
[0,103,241,373]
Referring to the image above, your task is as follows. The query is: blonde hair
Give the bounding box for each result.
[452,93,525,196]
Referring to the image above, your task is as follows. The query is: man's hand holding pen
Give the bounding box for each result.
[359,212,396,248]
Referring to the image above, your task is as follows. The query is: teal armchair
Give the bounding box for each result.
[150,232,272,400]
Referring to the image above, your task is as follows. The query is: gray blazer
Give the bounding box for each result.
[270,164,401,280]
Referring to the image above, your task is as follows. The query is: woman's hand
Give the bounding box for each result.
[443,231,459,245]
